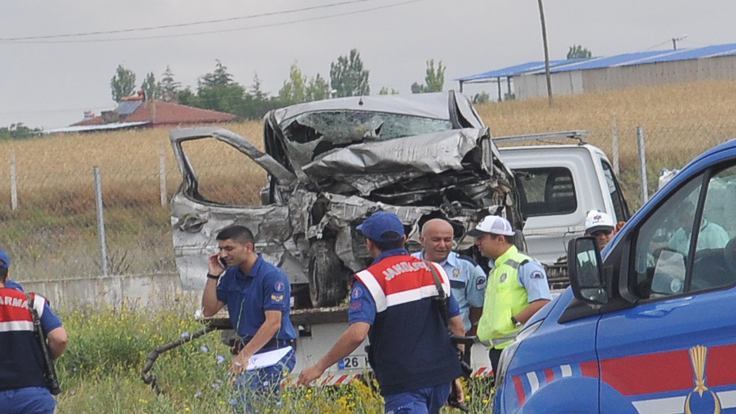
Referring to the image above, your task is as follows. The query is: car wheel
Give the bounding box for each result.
[308,239,349,307]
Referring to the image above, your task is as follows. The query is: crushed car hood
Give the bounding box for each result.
[303,128,487,195]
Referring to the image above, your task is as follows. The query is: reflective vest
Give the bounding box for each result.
[355,254,462,395]
[0,288,47,391]
[477,246,530,349]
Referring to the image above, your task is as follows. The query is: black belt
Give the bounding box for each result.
[231,336,296,355]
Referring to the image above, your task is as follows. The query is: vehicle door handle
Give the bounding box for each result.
[176,213,208,233]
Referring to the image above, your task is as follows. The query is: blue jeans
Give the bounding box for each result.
[231,348,296,414]
[0,387,56,414]
[384,383,452,414]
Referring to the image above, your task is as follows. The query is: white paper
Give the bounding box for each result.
[246,346,292,370]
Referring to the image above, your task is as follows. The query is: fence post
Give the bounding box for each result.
[93,166,109,276]
[637,127,648,204]
[10,151,18,210]
[159,147,167,207]
[611,116,620,175]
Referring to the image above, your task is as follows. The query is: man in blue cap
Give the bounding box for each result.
[298,211,465,414]
[0,248,68,414]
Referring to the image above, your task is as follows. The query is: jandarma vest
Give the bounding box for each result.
[355,255,463,395]
[0,288,47,391]
[477,246,531,350]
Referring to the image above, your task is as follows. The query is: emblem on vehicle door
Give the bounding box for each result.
[684,345,722,414]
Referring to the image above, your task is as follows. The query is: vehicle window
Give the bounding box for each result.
[281,111,453,154]
[600,159,630,221]
[180,139,266,206]
[514,167,577,217]
[690,165,736,291]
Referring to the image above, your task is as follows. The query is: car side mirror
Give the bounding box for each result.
[567,237,608,305]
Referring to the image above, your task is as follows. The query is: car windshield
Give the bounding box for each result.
[281,111,453,155]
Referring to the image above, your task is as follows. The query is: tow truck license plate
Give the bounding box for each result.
[338,354,369,370]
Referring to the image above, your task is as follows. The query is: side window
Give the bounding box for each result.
[600,159,630,221]
[632,175,702,298]
[632,164,736,299]
[180,139,267,206]
[514,167,577,217]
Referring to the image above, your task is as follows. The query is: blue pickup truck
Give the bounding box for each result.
[493,139,736,413]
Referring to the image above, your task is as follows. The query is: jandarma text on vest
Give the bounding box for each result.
[382,261,431,281]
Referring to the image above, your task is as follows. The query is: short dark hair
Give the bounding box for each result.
[216,225,255,245]
[0,267,7,282]
[373,237,405,251]
[503,235,515,244]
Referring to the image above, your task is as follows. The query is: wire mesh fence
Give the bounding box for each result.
[1,84,736,282]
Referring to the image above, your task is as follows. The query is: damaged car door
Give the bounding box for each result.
[168,128,307,291]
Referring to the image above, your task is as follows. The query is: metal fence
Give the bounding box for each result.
[0,120,735,283]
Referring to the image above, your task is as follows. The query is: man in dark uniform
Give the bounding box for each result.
[297,211,464,414]
[0,249,68,414]
[201,225,297,413]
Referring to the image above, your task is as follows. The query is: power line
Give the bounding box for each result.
[0,0,379,41]
[5,0,423,44]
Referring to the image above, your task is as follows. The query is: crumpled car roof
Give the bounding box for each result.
[270,92,453,124]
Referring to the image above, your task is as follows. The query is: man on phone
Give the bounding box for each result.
[0,249,68,414]
[201,225,297,413]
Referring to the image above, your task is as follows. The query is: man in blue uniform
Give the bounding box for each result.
[297,211,465,414]
[0,249,68,414]
[201,225,297,413]
[413,218,487,335]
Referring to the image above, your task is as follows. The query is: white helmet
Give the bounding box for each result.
[584,210,614,235]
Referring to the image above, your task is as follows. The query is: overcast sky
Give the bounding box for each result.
[1,0,734,129]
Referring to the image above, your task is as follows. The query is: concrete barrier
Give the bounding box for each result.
[17,272,200,312]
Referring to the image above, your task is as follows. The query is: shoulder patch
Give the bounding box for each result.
[475,277,487,290]
[273,281,286,293]
[456,254,479,266]
[530,271,545,279]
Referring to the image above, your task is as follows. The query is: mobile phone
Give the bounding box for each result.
[218,257,227,269]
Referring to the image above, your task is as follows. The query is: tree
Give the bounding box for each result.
[567,45,592,59]
[199,59,234,88]
[159,66,181,102]
[278,63,307,104]
[141,72,158,101]
[411,59,445,93]
[249,73,267,101]
[329,49,370,97]
[305,73,330,102]
[110,65,136,102]
[378,86,399,95]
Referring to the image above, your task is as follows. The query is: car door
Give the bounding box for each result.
[169,127,304,290]
[596,161,736,413]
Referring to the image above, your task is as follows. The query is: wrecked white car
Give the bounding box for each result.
[169,92,523,307]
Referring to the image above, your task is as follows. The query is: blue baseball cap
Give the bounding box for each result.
[0,249,10,270]
[356,211,405,243]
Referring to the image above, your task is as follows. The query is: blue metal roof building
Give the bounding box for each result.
[458,43,736,101]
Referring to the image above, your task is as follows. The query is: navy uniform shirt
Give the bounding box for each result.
[216,255,297,341]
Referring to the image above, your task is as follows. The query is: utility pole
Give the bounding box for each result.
[537,0,553,107]
[672,34,688,50]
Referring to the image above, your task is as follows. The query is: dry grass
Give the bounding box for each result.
[2,79,736,279]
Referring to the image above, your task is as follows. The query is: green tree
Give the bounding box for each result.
[159,66,181,102]
[141,72,158,101]
[305,73,330,102]
[0,123,42,139]
[567,45,592,59]
[329,49,370,97]
[411,59,445,93]
[379,86,399,95]
[199,59,234,88]
[278,63,307,104]
[110,65,136,102]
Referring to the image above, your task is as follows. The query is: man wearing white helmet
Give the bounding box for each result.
[584,210,616,250]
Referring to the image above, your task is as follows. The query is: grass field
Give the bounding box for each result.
[1,79,735,280]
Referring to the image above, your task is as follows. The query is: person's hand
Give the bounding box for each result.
[297,364,325,386]
[208,254,225,276]
[230,351,251,376]
[453,378,465,403]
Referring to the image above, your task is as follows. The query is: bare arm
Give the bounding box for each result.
[47,327,68,360]
[449,315,465,338]
[467,306,483,336]
[514,299,550,324]
[201,255,225,317]
[297,322,370,385]
[231,310,282,374]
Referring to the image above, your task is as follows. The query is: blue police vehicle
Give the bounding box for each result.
[493,139,736,413]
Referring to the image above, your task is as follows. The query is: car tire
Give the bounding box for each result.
[308,239,349,307]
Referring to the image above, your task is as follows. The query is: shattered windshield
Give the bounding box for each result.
[281,111,453,150]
